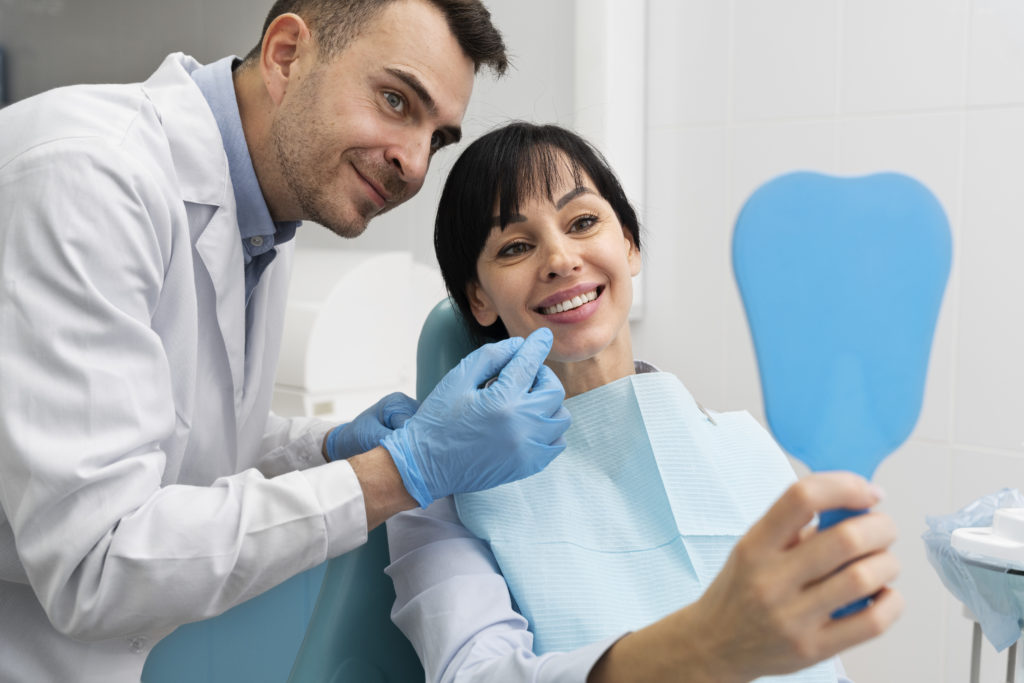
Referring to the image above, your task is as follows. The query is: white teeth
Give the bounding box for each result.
[541,289,598,315]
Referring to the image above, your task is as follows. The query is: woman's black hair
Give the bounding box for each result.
[434,122,641,344]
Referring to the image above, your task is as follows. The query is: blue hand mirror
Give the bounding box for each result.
[733,171,951,612]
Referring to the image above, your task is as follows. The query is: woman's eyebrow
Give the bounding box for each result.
[490,187,596,226]
[555,186,595,209]
[491,214,526,227]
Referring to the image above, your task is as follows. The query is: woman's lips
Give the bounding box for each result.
[536,284,603,312]
[536,286,604,322]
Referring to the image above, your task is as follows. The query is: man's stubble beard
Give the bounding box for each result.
[269,73,411,239]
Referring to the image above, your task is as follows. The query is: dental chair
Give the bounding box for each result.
[143,299,475,683]
[286,298,478,683]
[141,560,327,682]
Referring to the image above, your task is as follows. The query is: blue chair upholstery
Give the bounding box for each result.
[287,299,479,683]
[142,563,327,683]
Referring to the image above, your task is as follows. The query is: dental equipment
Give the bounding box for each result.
[733,171,952,615]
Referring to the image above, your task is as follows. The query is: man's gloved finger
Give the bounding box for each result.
[551,405,572,428]
[453,335,526,388]
[529,405,573,443]
[495,327,554,389]
[379,392,418,429]
[526,437,567,473]
[531,363,566,399]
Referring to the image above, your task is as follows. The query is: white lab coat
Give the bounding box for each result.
[0,53,367,682]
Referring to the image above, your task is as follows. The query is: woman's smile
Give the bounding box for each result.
[536,285,603,316]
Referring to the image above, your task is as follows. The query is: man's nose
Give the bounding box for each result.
[386,134,430,186]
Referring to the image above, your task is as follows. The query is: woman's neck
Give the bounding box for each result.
[547,335,637,398]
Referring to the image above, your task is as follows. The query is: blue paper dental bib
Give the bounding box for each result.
[455,371,836,682]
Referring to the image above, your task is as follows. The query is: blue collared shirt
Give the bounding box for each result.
[190,56,299,306]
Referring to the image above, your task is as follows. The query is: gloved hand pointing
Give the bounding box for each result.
[325,392,419,461]
[382,327,571,508]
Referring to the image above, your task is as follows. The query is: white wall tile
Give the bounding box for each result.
[968,0,1024,107]
[634,127,731,408]
[729,121,839,214]
[955,109,1024,451]
[841,441,952,682]
[837,113,962,210]
[647,0,731,127]
[841,0,969,114]
[950,446,1024,508]
[837,112,963,442]
[732,0,839,122]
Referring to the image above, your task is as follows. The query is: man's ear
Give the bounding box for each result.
[260,13,315,105]
[466,281,499,327]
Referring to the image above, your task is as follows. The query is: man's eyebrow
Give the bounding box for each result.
[555,186,595,209]
[385,67,462,144]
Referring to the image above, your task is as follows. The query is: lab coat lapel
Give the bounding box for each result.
[194,212,247,407]
[240,258,272,416]
[143,53,246,408]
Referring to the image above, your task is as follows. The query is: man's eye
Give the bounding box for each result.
[430,131,446,152]
[384,92,404,112]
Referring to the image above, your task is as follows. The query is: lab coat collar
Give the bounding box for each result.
[143,53,247,405]
[141,53,229,208]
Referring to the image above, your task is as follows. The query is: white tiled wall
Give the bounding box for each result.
[634,1,1024,680]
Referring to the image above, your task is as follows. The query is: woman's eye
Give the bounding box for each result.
[570,215,598,232]
[384,92,404,112]
[498,241,531,258]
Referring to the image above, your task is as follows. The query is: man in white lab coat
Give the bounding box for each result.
[0,1,571,680]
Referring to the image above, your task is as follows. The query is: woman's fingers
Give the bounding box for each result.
[801,546,902,618]
[789,510,899,587]
[818,586,906,655]
[744,472,885,555]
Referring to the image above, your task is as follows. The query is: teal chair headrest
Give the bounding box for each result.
[288,298,480,683]
[415,299,480,401]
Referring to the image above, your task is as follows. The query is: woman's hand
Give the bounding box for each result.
[590,472,904,683]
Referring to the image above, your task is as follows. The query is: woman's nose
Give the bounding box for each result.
[544,240,582,279]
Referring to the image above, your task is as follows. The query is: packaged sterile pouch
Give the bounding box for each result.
[923,488,1024,650]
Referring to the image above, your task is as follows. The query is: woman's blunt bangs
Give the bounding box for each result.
[434,122,641,344]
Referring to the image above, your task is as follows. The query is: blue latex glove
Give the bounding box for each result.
[382,327,571,508]
[325,392,419,461]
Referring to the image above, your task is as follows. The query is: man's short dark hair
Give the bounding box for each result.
[434,122,643,344]
[242,0,507,75]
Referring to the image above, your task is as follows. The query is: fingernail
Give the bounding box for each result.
[869,483,886,502]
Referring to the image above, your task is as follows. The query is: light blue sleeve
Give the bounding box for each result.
[386,498,853,683]
[385,497,620,682]
[835,656,852,682]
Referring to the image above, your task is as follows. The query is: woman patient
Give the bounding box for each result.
[385,122,903,682]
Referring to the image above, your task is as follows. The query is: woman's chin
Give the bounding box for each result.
[547,339,613,365]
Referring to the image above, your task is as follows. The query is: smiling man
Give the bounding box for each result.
[0,2,574,681]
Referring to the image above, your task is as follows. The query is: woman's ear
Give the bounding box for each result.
[625,230,642,277]
[466,281,499,327]
[260,13,315,105]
